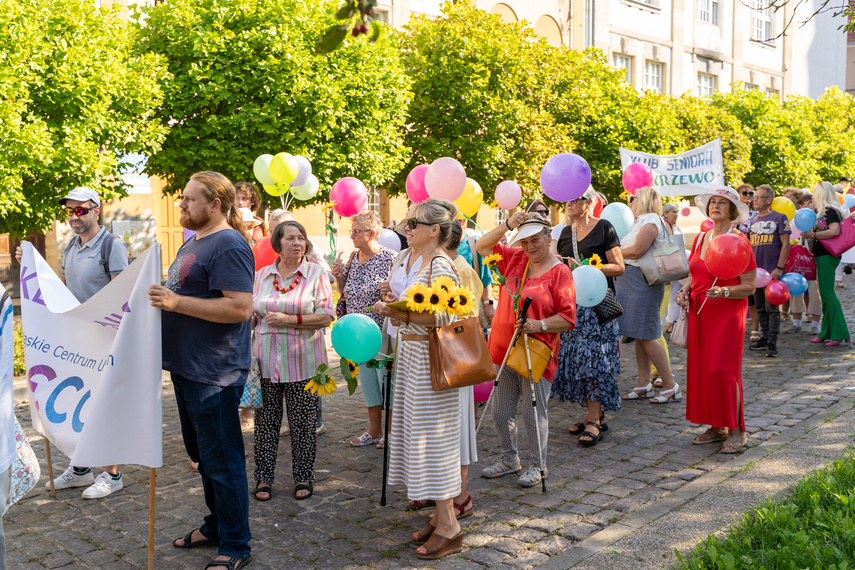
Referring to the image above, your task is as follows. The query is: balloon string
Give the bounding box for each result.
[697,277,717,314]
[459,212,482,231]
[326,208,337,258]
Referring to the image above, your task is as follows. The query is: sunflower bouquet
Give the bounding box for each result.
[304,363,338,397]
[387,278,476,317]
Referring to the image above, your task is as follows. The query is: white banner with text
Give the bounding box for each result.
[620,138,725,197]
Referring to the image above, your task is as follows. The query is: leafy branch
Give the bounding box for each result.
[317,0,382,54]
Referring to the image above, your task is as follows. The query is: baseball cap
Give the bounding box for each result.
[59,187,101,206]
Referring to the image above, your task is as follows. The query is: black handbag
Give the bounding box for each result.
[335,251,357,318]
[570,224,624,323]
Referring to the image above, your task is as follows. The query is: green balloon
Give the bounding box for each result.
[291,174,320,201]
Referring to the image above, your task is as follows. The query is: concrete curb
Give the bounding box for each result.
[537,398,855,569]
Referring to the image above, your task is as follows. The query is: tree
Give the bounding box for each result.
[0,0,167,237]
[793,87,855,183]
[394,0,572,204]
[135,0,412,204]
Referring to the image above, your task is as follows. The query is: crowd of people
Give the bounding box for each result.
[9,171,853,568]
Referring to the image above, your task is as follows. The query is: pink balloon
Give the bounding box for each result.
[622,163,654,194]
[425,157,466,202]
[406,164,430,204]
[790,226,802,240]
[756,267,772,288]
[330,177,368,218]
[473,380,492,402]
[495,180,522,210]
[681,207,691,217]
[700,219,714,232]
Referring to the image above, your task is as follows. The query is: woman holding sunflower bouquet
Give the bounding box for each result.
[373,198,469,560]
[552,187,625,447]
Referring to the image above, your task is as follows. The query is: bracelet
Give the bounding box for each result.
[401,311,410,325]
[505,219,512,231]
[296,314,303,325]
[776,266,784,270]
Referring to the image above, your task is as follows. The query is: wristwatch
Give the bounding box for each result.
[722,287,730,298]
[482,299,494,305]
[540,320,547,332]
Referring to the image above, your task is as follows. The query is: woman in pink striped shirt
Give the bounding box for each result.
[251,221,334,501]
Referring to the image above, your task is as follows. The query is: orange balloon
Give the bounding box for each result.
[838,192,845,205]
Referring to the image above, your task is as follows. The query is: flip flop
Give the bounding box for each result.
[172,529,219,549]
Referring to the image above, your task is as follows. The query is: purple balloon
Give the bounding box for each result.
[290,155,312,187]
[540,153,592,202]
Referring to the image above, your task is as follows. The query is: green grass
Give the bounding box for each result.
[675,450,855,569]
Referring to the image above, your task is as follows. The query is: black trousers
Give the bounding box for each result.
[754,286,781,345]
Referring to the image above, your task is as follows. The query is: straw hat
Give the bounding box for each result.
[694,187,750,225]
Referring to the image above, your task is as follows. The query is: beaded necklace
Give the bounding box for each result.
[273,260,302,293]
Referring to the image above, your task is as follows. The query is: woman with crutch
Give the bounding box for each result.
[476,212,576,488]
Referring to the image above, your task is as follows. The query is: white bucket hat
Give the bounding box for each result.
[694,186,750,225]
[509,218,552,246]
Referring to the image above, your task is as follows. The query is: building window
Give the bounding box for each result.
[494,207,509,228]
[766,88,780,99]
[697,73,716,96]
[366,185,381,214]
[698,0,719,25]
[374,7,390,24]
[744,83,759,91]
[752,1,773,42]
[641,0,660,6]
[612,54,633,84]
[644,61,663,93]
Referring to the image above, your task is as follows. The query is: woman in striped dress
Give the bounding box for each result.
[374,198,464,560]
[252,221,334,501]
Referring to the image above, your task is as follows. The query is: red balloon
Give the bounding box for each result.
[592,194,603,217]
[252,236,278,272]
[765,280,790,305]
[705,233,751,280]
[700,219,714,232]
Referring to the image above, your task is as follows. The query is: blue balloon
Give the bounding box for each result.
[793,208,817,232]
[845,193,855,209]
[600,202,635,239]
[331,314,382,363]
[572,265,608,307]
[781,272,808,296]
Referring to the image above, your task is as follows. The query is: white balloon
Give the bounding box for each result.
[378,228,402,252]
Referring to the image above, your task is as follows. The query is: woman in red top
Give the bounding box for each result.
[476,212,576,488]
[677,187,757,454]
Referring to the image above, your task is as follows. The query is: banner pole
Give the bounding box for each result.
[148,468,156,569]
[44,438,55,498]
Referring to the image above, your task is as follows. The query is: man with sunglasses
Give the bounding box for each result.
[16,186,129,498]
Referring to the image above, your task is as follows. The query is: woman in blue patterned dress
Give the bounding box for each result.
[552,187,625,447]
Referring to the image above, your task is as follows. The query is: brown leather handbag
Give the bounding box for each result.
[428,316,497,391]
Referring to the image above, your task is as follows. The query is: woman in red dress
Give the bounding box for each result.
[676,187,757,454]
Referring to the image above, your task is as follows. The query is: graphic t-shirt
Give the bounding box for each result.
[748,211,791,272]
[161,229,255,387]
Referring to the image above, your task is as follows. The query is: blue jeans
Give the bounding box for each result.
[172,374,251,558]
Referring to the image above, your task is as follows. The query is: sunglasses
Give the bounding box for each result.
[568,198,589,205]
[741,191,755,197]
[65,206,96,217]
[406,218,433,230]
[534,209,549,216]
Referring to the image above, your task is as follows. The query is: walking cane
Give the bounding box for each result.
[521,311,548,494]
[380,332,399,506]
[475,297,533,436]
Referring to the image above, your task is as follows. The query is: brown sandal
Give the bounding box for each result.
[412,521,435,545]
[692,428,728,445]
[720,435,746,454]
[416,530,463,560]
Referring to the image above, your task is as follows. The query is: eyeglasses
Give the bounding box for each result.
[568,198,588,205]
[406,218,433,230]
[350,228,370,236]
[741,191,755,197]
[534,209,550,217]
[64,206,96,217]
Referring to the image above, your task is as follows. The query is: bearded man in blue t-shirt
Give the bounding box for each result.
[149,171,255,570]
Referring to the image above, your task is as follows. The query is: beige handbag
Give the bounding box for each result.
[670,304,689,348]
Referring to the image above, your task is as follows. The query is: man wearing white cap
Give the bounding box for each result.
[16,186,129,498]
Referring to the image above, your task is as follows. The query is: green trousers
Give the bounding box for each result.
[816,255,850,341]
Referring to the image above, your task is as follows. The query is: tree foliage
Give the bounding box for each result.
[0,0,167,237]
[135,0,412,205]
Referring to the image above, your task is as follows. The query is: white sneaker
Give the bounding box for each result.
[518,465,548,488]
[47,466,94,490]
[811,324,820,335]
[81,471,123,499]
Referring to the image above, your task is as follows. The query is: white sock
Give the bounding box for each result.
[793,319,802,327]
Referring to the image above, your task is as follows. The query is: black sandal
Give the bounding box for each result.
[579,422,603,448]
[569,413,608,436]
[172,529,219,549]
[295,482,313,500]
[254,483,272,502]
[204,554,252,570]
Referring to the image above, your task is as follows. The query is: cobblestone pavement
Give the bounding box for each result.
[6,284,855,569]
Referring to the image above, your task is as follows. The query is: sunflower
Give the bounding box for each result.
[405,283,433,313]
[447,285,475,316]
[482,253,502,268]
[321,202,338,213]
[426,286,450,314]
[432,275,456,294]
[346,359,359,378]
[588,253,604,269]
[305,377,338,397]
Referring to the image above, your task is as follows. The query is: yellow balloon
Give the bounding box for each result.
[269,152,299,185]
[771,196,795,221]
[454,178,483,219]
[263,183,289,197]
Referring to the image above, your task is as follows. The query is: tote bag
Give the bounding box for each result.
[638,218,690,286]
[785,244,817,281]
[819,216,855,258]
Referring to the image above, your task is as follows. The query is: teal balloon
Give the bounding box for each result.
[781,272,808,296]
[600,203,634,239]
[793,208,817,232]
[331,314,382,363]
[572,265,608,307]
[291,174,320,201]
[845,194,855,209]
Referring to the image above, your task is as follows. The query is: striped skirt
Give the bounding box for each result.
[387,326,462,501]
